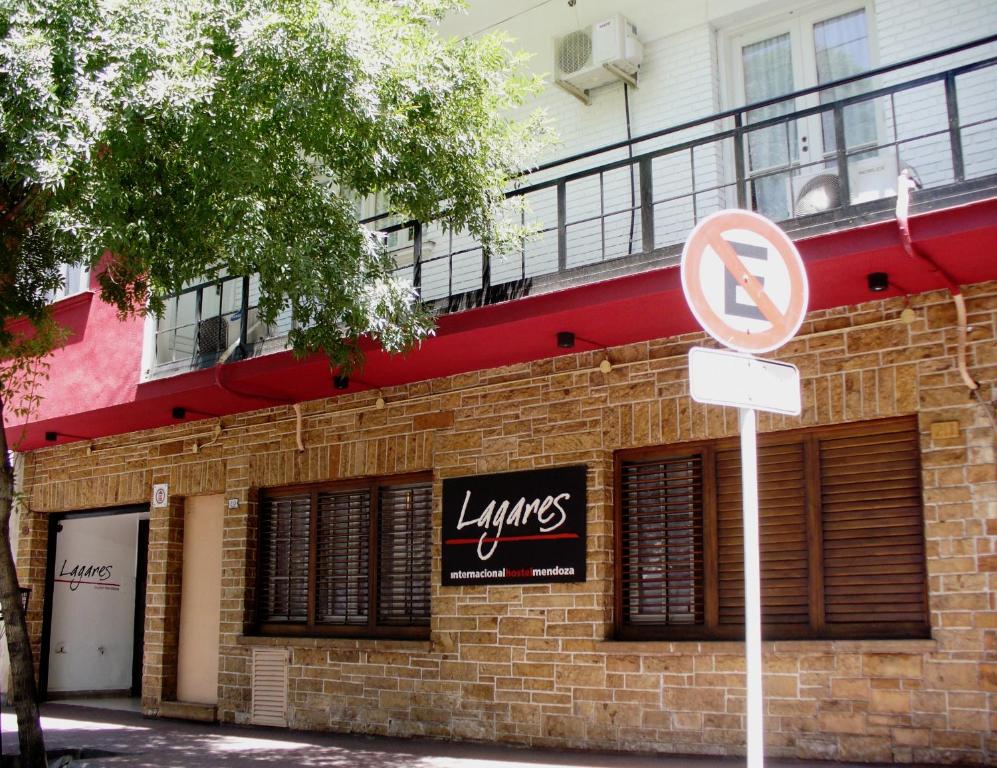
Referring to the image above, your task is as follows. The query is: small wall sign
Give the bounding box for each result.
[152,483,169,508]
[442,465,587,586]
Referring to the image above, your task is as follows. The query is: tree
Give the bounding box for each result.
[0,0,548,762]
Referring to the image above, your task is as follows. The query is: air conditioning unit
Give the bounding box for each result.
[847,155,899,204]
[554,14,643,104]
[196,315,228,356]
[790,155,904,216]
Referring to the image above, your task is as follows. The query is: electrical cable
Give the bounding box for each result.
[624,83,637,255]
[459,0,556,40]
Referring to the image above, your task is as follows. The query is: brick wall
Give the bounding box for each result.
[17,281,997,765]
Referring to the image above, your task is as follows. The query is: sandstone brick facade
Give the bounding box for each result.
[16,281,997,765]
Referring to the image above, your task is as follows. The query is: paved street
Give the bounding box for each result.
[0,704,943,768]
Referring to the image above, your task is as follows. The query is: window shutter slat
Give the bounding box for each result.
[716,442,809,627]
[819,420,927,629]
[620,456,704,628]
[316,490,370,626]
[259,493,311,623]
[377,483,432,626]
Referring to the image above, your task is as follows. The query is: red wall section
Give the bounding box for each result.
[5,198,997,451]
[2,276,145,445]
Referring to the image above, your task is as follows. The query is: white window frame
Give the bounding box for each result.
[46,263,92,304]
[720,0,880,117]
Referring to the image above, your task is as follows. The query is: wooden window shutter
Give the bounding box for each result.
[316,489,370,625]
[259,493,310,623]
[377,482,432,626]
[619,455,705,629]
[715,441,810,630]
[818,418,928,633]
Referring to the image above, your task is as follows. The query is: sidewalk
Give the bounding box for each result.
[0,703,938,768]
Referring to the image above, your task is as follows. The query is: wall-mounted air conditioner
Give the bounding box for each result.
[790,155,904,217]
[554,14,643,105]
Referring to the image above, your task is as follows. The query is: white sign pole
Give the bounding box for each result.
[740,405,764,768]
[681,210,809,768]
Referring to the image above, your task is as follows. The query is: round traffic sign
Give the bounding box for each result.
[680,210,809,354]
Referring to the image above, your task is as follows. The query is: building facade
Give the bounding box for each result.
[6,1,997,765]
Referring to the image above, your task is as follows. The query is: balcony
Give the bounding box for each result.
[150,35,997,379]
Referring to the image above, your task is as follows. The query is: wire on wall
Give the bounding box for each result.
[624,83,637,255]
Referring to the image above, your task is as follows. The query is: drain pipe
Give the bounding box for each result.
[895,170,979,393]
[213,339,304,452]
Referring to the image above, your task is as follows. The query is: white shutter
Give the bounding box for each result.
[251,648,289,727]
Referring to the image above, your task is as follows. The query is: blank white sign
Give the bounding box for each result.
[688,346,801,415]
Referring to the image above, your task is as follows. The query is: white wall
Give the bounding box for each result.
[874,0,997,184]
[47,512,145,694]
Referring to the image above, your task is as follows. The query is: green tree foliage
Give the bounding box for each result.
[0,1,547,762]
[3,0,547,367]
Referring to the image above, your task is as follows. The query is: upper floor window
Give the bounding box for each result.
[46,263,91,304]
[256,474,432,639]
[153,272,293,369]
[615,416,929,641]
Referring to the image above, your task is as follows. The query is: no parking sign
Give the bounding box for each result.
[680,209,808,354]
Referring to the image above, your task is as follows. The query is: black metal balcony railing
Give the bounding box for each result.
[154,273,290,369]
[371,33,997,307]
[152,35,997,373]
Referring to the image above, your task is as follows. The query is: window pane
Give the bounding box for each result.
[620,455,704,628]
[377,483,432,626]
[316,490,370,625]
[814,9,876,151]
[743,33,797,170]
[258,494,311,623]
[742,33,798,220]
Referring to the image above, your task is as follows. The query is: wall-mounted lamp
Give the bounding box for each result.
[171,406,218,420]
[44,431,90,442]
[598,358,613,374]
[867,272,889,292]
[556,331,576,349]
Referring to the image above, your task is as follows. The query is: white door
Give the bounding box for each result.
[730,4,877,220]
[47,511,147,695]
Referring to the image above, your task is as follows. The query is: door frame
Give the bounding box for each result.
[40,504,150,699]
[717,0,881,213]
[131,519,150,697]
[721,0,880,112]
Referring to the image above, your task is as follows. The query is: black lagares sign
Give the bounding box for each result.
[442,465,587,586]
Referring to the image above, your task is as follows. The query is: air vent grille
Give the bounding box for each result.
[251,648,288,727]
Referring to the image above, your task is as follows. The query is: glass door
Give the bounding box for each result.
[730,4,874,220]
[812,9,878,158]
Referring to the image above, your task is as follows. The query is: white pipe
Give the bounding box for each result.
[896,171,978,392]
[740,406,764,768]
[293,404,304,452]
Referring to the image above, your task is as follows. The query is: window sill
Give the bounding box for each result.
[236,635,434,652]
[596,638,938,655]
[47,290,94,313]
